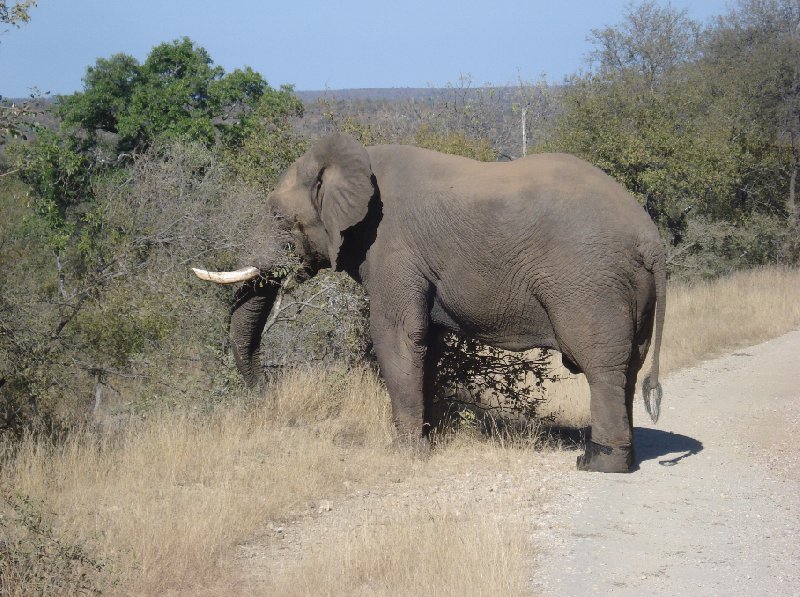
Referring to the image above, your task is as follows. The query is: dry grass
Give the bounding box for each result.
[658,267,800,373]
[1,369,405,594]
[264,510,526,597]
[2,267,799,594]
[543,267,800,426]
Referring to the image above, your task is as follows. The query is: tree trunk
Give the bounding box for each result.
[55,251,66,299]
[93,370,103,415]
[522,108,528,157]
[790,129,798,227]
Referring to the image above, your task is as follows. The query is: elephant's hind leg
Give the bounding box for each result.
[578,368,635,473]
[577,330,650,473]
[552,294,638,472]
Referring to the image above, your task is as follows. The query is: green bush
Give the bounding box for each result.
[669,214,800,280]
[0,140,289,435]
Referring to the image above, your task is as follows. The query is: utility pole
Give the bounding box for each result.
[522,107,528,157]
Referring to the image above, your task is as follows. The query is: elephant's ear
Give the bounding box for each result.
[309,133,374,269]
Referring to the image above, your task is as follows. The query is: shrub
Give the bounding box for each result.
[0,140,292,435]
[0,491,108,595]
[668,214,800,280]
[435,336,555,431]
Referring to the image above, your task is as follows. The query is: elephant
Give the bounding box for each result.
[193,132,666,473]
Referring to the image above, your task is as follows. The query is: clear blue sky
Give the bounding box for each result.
[1,0,731,98]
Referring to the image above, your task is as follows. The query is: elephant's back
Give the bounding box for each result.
[369,144,659,261]
[508,153,649,222]
[370,146,648,224]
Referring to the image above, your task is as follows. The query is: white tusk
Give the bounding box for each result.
[191,266,260,284]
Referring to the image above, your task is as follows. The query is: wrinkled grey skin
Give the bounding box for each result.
[223,132,666,473]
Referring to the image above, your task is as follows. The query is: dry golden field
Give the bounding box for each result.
[2,267,800,595]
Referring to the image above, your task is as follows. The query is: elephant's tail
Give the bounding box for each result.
[642,244,667,424]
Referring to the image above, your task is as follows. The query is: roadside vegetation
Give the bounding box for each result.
[2,0,799,594]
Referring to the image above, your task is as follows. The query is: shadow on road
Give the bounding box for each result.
[539,425,703,469]
[634,427,704,467]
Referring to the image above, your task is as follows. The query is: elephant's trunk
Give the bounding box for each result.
[229,277,282,388]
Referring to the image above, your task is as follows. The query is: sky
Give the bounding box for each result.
[1,0,732,98]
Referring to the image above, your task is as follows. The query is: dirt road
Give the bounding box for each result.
[231,331,800,595]
[534,329,800,595]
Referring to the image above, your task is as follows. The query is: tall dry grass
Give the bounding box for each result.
[1,369,403,594]
[658,267,800,373]
[264,510,527,597]
[2,267,799,594]
[543,267,800,426]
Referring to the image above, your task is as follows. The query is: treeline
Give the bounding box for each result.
[303,1,800,278]
[1,0,798,435]
[551,0,800,276]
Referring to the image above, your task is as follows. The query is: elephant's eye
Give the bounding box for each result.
[311,168,325,210]
[311,178,323,209]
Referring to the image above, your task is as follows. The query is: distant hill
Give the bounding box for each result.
[296,86,534,104]
[4,87,516,106]
[297,88,442,103]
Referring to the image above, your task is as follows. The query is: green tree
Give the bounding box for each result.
[548,0,800,276]
[0,0,35,29]
[221,84,307,192]
[56,53,141,138]
[703,0,800,224]
[547,4,736,237]
[58,38,271,152]
[14,131,95,255]
[550,71,739,233]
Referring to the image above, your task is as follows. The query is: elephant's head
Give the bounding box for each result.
[192,133,377,386]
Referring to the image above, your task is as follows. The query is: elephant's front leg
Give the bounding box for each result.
[368,295,433,447]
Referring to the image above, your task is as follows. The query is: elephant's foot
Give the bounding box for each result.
[576,441,633,473]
